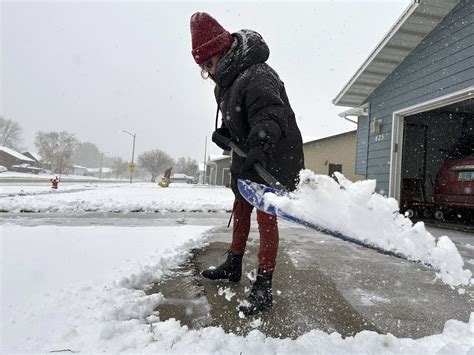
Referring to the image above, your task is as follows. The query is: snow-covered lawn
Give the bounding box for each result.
[0,171,121,181]
[0,183,234,213]
[0,183,106,197]
[1,225,213,352]
[1,224,473,354]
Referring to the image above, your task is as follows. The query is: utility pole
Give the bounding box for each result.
[120,130,136,184]
[130,134,136,183]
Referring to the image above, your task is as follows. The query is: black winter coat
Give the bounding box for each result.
[213,30,304,199]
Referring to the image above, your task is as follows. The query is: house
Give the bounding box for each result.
[333,0,473,209]
[22,151,41,166]
[72,165,88,176]
[303,131,363,182]
[0,146,35,169]
[205,154,231,186]
[86,167,113,178]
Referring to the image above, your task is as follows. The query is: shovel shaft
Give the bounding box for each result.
[227,140,288,192]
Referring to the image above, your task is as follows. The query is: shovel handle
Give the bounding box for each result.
[227,140,288,192]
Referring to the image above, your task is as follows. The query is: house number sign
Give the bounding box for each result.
[375,133,385,142]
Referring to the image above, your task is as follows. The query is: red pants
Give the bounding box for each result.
[230,199,279,272]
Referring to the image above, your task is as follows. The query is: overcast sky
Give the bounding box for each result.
[1,0,410,163]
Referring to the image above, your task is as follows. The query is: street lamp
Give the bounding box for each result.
[120,130,136,183]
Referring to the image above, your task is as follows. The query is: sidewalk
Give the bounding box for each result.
[149,222,473,339]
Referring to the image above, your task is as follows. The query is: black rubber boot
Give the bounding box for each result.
[201,250,243,282]
[239,269,273,316]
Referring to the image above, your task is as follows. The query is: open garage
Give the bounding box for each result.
[400,97,473,221]
[334,0,473,227]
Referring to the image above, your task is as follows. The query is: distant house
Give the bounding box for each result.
[87,167,112,178]
[206,154,231,186]
[72,165,88,176]
[0,146,35,169]
[303,131,364,182]
[22,151,41,166]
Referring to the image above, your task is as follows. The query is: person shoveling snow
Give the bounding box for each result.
[190,12,304,316]
[189,11,472,321]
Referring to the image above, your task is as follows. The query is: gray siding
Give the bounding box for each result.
[355,116,369,176]
[363,0,474,194]
[206,158,231,186]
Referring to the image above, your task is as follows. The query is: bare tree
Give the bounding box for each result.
[34,131,79,174]
[175,157,198,177]
[0,117,23,150]
[111,157,129,180]
[138,149,175,182]
[72,142,102,168]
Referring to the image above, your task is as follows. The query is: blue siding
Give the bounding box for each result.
[355,116,369,175]
[362,0,474,194]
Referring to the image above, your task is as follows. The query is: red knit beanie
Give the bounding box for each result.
[190,12,234,65]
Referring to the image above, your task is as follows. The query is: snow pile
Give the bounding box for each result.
[95,313,473,353]
[264,170,473,287]
[0,183,234,213]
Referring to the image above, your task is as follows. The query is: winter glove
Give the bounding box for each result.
[241,145,269,173]
[212,127,232,151]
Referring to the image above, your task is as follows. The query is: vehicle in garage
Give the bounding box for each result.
[432,134,474,220]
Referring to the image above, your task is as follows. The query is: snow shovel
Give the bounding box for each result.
[213,132,434,269]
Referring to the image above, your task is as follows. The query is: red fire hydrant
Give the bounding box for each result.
[51,176,60,189]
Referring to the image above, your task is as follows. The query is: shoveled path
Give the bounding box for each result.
[148,222,473,339]
[149,240,378,339]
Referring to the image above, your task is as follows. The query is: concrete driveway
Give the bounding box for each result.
[152,220,473,339]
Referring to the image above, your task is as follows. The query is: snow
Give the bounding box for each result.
[0,182,116,197]
[0,183,234,213]
[0,146,34,162]
[352,288,391,307]
[0,171,113,180]
[1,224,473,353]
[1,176,473,353]
[263,170,473,288]
[218,286,236,301]
[1,224,213,352]
[208,154,230,162]
[23,151,41,161]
